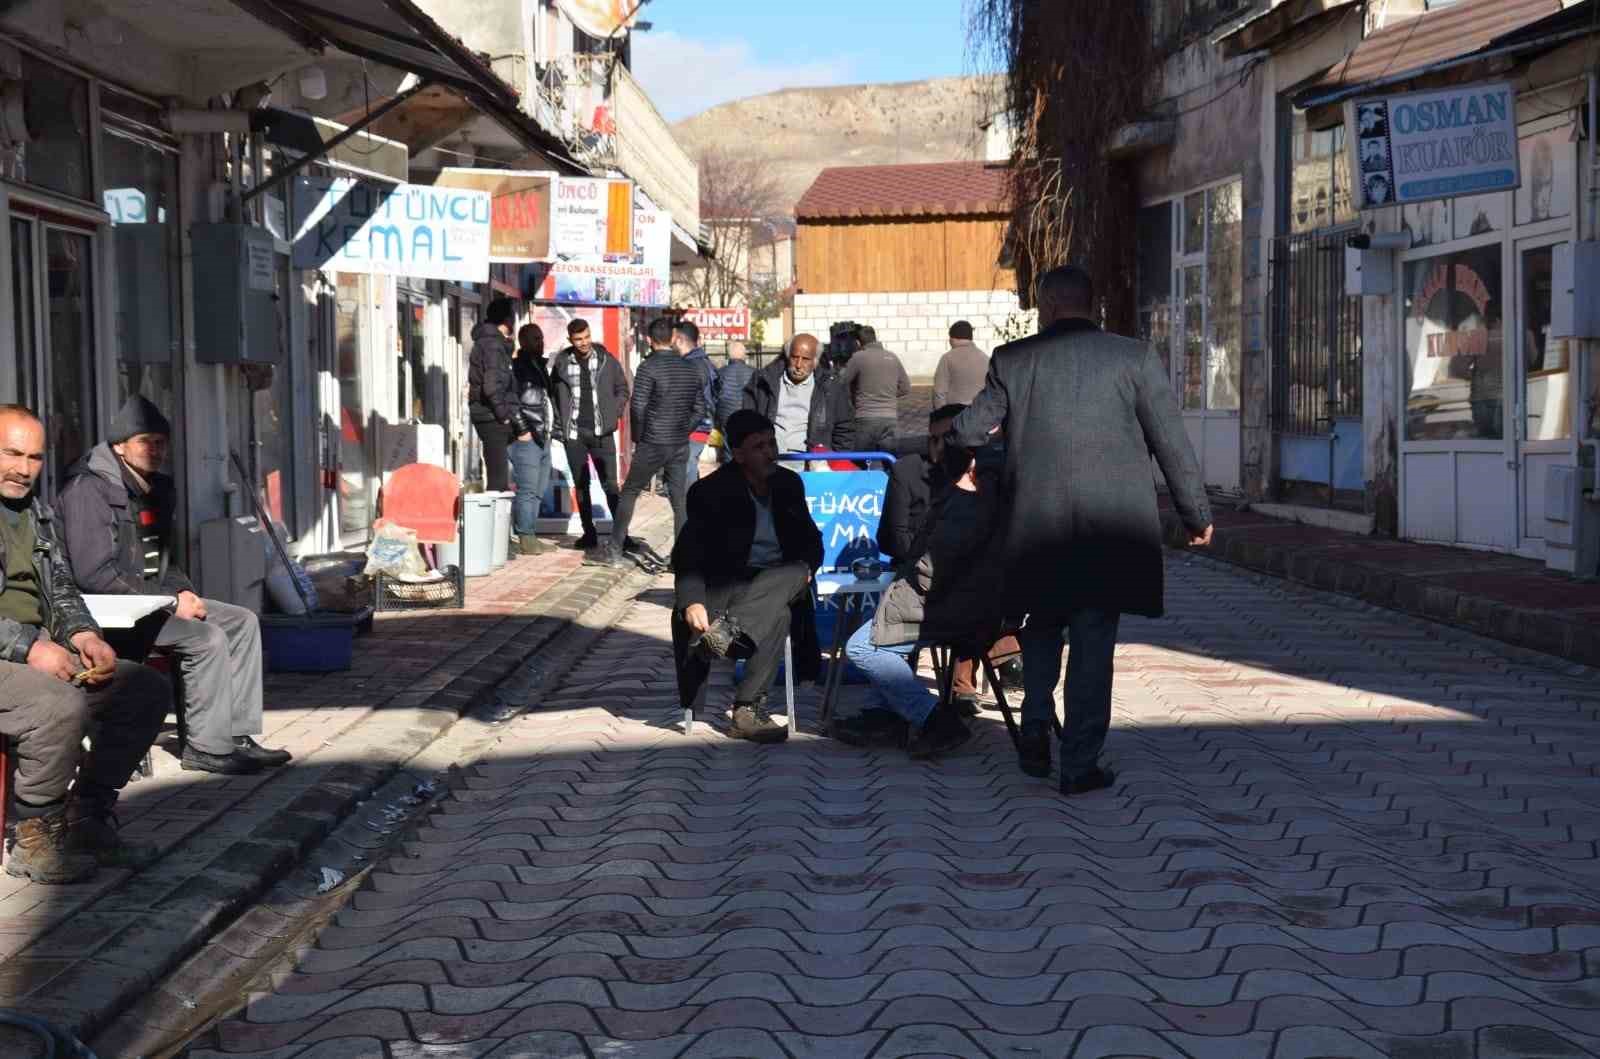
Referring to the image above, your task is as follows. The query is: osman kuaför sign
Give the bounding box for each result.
[1345,82,1520,210]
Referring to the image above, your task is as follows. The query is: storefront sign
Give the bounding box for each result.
[800,469,886,569]
[1347,82,1520,209]
[432,168,553,262]
[536,182,670,307]
[291,176,491,283]
[678,307,751,341]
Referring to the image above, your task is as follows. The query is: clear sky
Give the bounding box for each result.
[630,0,975,122]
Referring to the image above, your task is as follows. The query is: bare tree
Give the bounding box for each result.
[685,147,788,309]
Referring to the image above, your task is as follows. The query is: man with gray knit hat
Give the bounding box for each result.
[57,395,290,776]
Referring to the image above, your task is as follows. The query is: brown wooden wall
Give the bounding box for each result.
[796,215,1015,294]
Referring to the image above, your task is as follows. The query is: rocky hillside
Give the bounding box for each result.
[672,76,1001,213]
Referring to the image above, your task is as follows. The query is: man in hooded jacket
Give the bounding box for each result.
[467,297,525,493]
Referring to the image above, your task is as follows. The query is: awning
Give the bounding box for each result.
[1215,0,1361,59]
[1292,0,1564,111]
[231,0,586,170]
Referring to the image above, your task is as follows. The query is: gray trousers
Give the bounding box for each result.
[672,562,810,707]
[153,599,264,756]
[0,658,169,814]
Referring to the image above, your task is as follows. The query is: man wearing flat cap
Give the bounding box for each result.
[57,396,290,775]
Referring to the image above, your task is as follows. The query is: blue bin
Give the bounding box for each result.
[261,609,373,673]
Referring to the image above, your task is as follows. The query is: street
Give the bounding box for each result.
[191,553,1600,1059]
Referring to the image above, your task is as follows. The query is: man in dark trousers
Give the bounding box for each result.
[672,320,718,485]
[742,334,853,456]
[591,317,706,568]
[549,319,629,551]
[950,264,1213,796]
[672,411,823,744]
[58,396,293,776]
[466,296,522,492]
[837,324,909,454]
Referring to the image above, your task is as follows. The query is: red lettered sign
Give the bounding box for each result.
[680,307,750,340]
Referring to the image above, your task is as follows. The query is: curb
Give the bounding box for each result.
[0,515,672,1048]
[1161,513,1600,668]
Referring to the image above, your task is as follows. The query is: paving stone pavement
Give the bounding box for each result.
[191,553,1600,1059]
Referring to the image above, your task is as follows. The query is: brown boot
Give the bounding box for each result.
[5,809,99,884]
[68,803,160,871]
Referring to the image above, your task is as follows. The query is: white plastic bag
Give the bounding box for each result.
[364,519,427,579]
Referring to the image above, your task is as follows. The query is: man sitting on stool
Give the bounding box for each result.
[57,396,291,775]
[672,411,823,743]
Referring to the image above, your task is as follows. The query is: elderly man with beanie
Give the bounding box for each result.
[58,395,291,776]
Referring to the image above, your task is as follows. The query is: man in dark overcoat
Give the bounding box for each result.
[949,265,1213,795]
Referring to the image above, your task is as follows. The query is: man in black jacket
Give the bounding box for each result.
[58,396,291,777]
[467,297,524,493]
[672,411,823,743]
[510,324,555,555]
[591,317,706,568]
[549,319,629,550]
[741,333,853,456]
[0,405,169,883]
[950,265,1213,796]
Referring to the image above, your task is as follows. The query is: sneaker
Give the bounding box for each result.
[181,746,266,775]
[4,810,99,884]
[1016,720,1052,778]
[234,736,292,767]
[67,805,160,870]
[953,692,981,718]
[729,700,788,744]
[1060,767,1117,797]
[908,710,973,760]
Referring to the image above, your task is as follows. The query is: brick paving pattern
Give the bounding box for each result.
[192,553,1600,1058]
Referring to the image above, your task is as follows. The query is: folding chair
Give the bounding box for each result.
[923,635,1048,751]
[682,633,794,738]
[374,463,466,612]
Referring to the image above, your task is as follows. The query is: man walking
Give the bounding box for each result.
[590,317,706,569]
[742,334,853,456]
[949,265,1213,796]
[932,320,989,407]
[838,324,909,454]
[550,319,628,551]
[58,396,291,776]
[466,297,522,492]
[672,321,717,485]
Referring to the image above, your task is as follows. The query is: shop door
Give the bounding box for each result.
[10,215,100,496]
[1175,186,1243,494]
[1512,237,1576,559]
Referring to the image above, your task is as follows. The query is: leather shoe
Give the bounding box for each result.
[1060,767,1117,797]
[234,736,292,767]
[1016,720,1051,778]
[181,747,265,775]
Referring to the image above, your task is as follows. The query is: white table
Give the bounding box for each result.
[82,594,176,629]
[814,572,896,723]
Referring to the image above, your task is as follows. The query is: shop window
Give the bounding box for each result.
[1452,190,1505,240]
[1182,191,1206,254]
[19,54,90,200]
[336,274,373,540]
[102,128,181,425]
[45,228,97,481]
[1205,182,1242,411]
[1287,108,1356,235]
[1143,181,1244,413]
[1516,124,1575,226]
[1403,198,1452,248]
[1403,246,1503,442]
[255,258,296,530]
[1521,245,1571,442]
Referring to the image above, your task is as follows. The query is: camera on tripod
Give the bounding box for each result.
[825,321,863,375]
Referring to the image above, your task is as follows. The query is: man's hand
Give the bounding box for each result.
[175,591,207,621]
[684,604,710,634]
[70,632,118,683]
[26,637,77,683]
[1189,525,1214,548]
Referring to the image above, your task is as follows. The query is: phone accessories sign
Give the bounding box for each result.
[1347,82,1520,210]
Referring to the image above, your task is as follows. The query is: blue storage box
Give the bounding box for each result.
[261,608,373,673]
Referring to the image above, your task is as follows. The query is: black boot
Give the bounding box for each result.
[1016,720,1052,778]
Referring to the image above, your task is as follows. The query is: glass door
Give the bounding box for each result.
[1513,237,1575,559]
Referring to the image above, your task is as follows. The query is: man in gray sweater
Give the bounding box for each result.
[932,320,989,407]
[838,325,910,454]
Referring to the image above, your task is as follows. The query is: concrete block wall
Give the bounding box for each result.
[793,290,1036,378]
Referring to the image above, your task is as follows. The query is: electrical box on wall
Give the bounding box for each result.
[1344,246,1395,296]
[1550,242,1600,339]
[190,224,285,364]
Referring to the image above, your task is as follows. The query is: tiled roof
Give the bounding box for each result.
[795,161,1010,221]
[1303,0,1561,98]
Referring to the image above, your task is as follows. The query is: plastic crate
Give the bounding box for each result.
[261,608,374,673]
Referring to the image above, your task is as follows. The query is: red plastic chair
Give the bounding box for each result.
[375,463,465,611]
